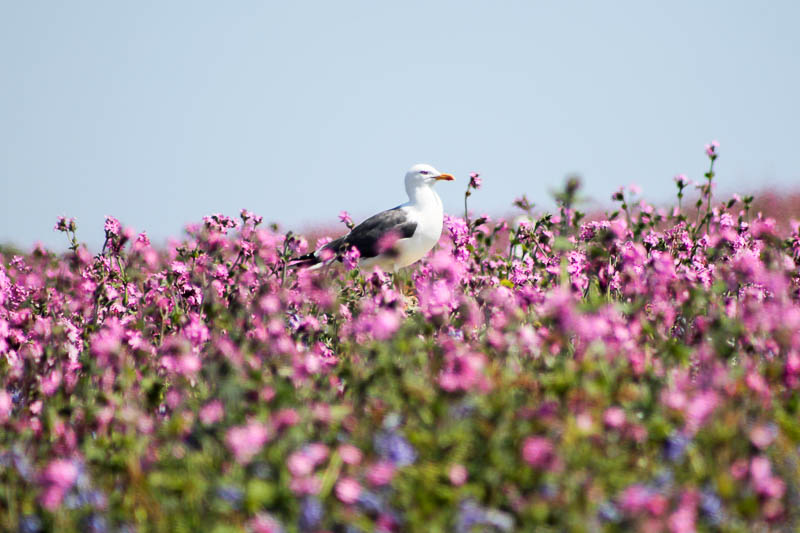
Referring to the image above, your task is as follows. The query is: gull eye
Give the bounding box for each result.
[419,170,430,175]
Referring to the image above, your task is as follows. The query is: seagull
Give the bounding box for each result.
[292,163,454,272]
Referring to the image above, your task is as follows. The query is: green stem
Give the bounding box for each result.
[704,158,716,234]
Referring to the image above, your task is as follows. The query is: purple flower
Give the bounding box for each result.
[468,172,481,189]
[54,216,76,232]
[705,140,719,158]
[664,433,690,462]
[103,216,121,237]
[299,496,323,531]
[374,430,417,466]
[338,210,354,228]
[342,245,360,270]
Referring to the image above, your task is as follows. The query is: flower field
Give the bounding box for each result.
[3,144,800,532]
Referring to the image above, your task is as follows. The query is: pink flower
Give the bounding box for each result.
[335,477,362,504]
[749,424,776,449]
[685,391,718,432]
[0,390,11,423]
[730,458,748,480]
[668,506,696,533]
[176,353,201,376]
[438,351,488,392]
[304,443,330,466]
[104,215,121,236]
[448,463,468,486]
[288,451,314,477]
[135,231,151,248]
[750,456,786,498]
[619,484,652,514]
[342,245,361,270]
[372,309,401,340]
[366,461,396,486]
[41,459,78,488]
[376,230,401,254]
[704,140,719,158]
[289,475,322,495]
[469,172,481,189]
[240,209,263,225]
[199,400,224,425]
[225,421,271,464]
[274,408,300,430]
[54,216,76,232]
[668,490,698,533]
[603,407,626,429]
[247,513,283,533]
[521,436,554,468]
[338,210,354,228]
[39,459,79,510]
[339,444,363,466]
[41,370,62,396]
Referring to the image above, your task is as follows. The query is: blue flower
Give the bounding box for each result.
[84,513,108,533]
[19,515,42,533]
[664,433,690,462]
[597,501,621,523]
[215,485,244,507]
[456,500,487,533]
[374,430,417,466]
[299,496,324,531]
[700,487,724,526]
[357,490,385,515]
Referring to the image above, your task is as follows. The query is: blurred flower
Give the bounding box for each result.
[603,407,626,429]
[39,459,79,510]
[521,437,554,469]
[664,433,690,462]
[366,461,396,486]
[225,422,271,464]
[700,487,723,526]
[0,390,12,423]
[339,444,363,466]
[287,451,314,477]
[299,497,323,531]
[448,464,468,486]
[749,424,777,449]
[199,400,224,426]
[374,430,417,466]
[248,513,283,533]
[335,477,362,504]
[19,515,42,533]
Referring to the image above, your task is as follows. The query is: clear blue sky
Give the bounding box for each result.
[2,1,799,250]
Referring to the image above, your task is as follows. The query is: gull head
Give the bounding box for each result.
[404,163,454,191]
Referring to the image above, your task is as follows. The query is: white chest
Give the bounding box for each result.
[395,191,444,267]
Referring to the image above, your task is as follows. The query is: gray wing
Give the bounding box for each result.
[325,207,417,260]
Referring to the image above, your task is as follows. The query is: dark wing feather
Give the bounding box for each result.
[325,207,417,259]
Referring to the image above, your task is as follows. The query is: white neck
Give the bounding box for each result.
[406,182,441,207]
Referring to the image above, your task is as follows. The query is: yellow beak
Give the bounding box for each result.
[435,173,455,181]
